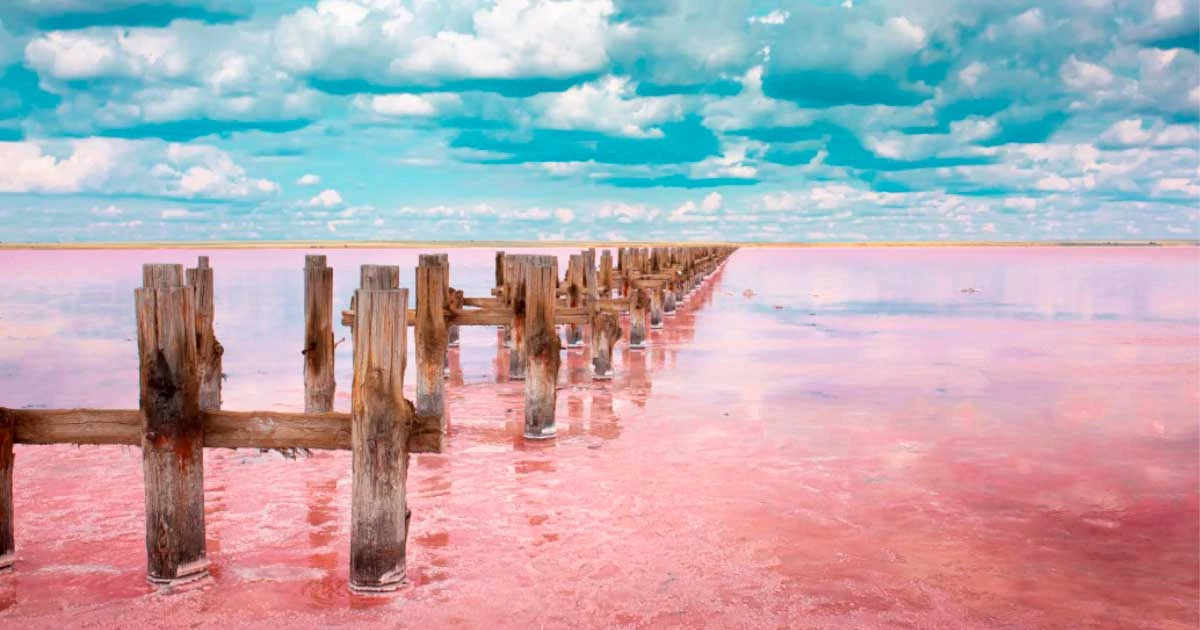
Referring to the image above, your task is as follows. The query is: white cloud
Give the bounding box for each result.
[538,161,592,176]
[1061,55,1115,90]
[958,61,986,88]
[297,173,320,185]
[554,207,575,223]
[0,139,279,199]
[598,201,660,222]
[397,0,615,79]
[356,93,461,117]
[669,200,697,221]
[0,138,127,193]
[1100,118,1200,147]
[748,10,789,25]
[536,76,683,138]
[1153,177,1200,197]
[701,192,723,212]
[1153,0,1184,21]
[307,188,344,207]
[90,204,123,217]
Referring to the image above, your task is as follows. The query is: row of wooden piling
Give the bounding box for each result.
[0,245,735,592]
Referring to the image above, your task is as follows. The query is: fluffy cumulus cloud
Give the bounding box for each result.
[0,0,1195,242]
[0,138,278,199]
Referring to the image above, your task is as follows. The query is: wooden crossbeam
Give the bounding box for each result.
[5,407,440,455]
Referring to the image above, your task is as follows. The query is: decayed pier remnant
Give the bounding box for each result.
[0,245,738,590]
[303,255,335,413]
[524,259,560,439]
[137,264,208,585]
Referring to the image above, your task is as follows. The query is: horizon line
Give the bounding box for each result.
[0,239,1197,250]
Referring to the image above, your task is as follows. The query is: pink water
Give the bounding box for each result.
[1,247,1197,628]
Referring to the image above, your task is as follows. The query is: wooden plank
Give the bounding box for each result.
[136,265,208,585]
[524,262,559,439]
[304,255,335,413]
[205,410,350,450]
[8,408,353,450]
[463,296,502,308]
[350,288,412,593]
[412,255,447,454]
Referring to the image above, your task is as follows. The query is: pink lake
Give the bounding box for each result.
[0,246,1197,628]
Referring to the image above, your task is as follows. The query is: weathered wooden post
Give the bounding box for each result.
[664,277,677,316]
[185,256,223,410]
[599,249,612,296]
[629,286,648,349]
[136,264,207,585]
[413,254,447,453]
[590,310,620,380]
[508,256,529,379]
[649,286,664,329]
[0,408,12,573]
[361,264,399,290]
[565,254,585,348]
[350,286,413,593]
[304,255,335,413]
[524,260,560,439]
[495,251,509,346]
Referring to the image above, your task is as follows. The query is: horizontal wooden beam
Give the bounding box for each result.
[341,305,600,327]
[462,296,502,308]
[1,408,434,452]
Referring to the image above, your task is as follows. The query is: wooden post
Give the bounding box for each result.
[508,256,529,380]
[185,256,223,410]
[629,286,648,349]
[412,255,447,453]
[360,264,399,290]
[649,287,665,329]
[524,261,560,439]
[0,408,12,573]
[304,255,335,413]
[494,251,506,292]
[565,254,584,348]
[664,278,677,316]
[136,264,207,585]
[590,311,620,380]
[500,254,514,347]
[350,287,413,593]
[599,250,612,296]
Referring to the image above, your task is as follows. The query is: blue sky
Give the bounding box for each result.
[0,0,1196,243]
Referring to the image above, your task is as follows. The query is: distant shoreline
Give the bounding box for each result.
[0,239,1196,250]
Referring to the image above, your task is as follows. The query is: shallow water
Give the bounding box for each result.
[0,246,1197,628]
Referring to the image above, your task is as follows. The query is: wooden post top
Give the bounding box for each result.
[142,263,185,288]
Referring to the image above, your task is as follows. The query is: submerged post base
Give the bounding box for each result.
[524,427,557,440]
[628,343,646,350]
[592,373,613,380]
[349,576,406,594]
[147,558,210,587]
[0,552,14,573]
